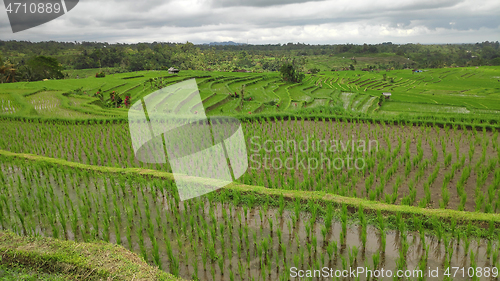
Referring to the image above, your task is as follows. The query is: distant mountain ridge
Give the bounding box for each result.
[205,41,248,46]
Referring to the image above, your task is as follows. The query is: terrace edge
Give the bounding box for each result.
[2,149,499,229]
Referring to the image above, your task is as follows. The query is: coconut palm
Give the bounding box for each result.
[0,62,8,83]
[0,61,18,83]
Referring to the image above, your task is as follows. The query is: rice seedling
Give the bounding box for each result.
[1,112,498,281]
[372,252,380,269]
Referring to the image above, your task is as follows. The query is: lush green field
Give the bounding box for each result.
[1,67,500,280]
[1,67,499,121]
[1,140,499,281]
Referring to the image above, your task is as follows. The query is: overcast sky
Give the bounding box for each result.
[1,0,499,44]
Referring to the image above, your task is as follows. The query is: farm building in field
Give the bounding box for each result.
[382,92,391,99]
[168,67,179,74]
[412,69,423,73]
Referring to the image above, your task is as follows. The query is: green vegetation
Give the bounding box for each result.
[0,231,184,280]
[0,264,67,281]
[1,148,500,227]
[0,67,499,122]
[0,148,499,280]
[0,41,500,280]
[24,56,64,81]
[1,40,500,82]
[279,62,305,83]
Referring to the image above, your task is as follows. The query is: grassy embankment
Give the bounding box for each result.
[2,149,499,231]
[0,230,186,280]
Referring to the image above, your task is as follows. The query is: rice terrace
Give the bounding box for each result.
[0,41,500,281]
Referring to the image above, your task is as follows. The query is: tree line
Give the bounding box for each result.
[0,40,499,83]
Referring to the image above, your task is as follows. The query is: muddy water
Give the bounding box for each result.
[164,204,496,281]
[0,163,498,281]
[2,118,499,215]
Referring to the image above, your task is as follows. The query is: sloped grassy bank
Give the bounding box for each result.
[1,149,499,233]
[0,231,186,281]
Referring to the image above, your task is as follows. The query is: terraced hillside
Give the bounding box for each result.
[0,67,499,120]
[1,66,500,281]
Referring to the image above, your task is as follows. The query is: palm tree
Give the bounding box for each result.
[0,61,18,83]
[0,62,7,83]
[4,65,18,83]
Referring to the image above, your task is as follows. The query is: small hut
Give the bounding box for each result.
[382,92,391,99]
[168,67,179,74]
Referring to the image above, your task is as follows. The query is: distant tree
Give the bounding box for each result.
[236,51,254,68]
[179,41,196,53]
[25,56,63,81]
[349,64,355,71]
[137,43,149,52]
[368,45,378,53]
[481,46,496,60]
[309,68,320,74]
[4,40,500,73]
[279,63,294,81]
[279,62,305,83]
[0,55,7,83]
[73,49,99,69]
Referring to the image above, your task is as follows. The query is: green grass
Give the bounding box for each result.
[2,65,500,281]
[288,83,314,102]
[1,67,499,120]
[381,101,471,114]
[0,264,67,281]
[2,148,500,229]
[0,230,186,281]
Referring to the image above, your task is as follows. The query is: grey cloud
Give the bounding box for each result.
[212,0,326,8]
[387,0,464,12]
[451,16,500,30]
[408,16,500,31]
[1,0,499,44]
[49,0,500,32]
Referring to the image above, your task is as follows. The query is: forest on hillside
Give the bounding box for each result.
[1,40,499,82]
